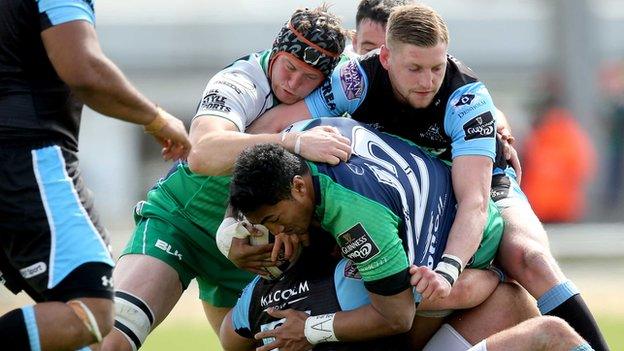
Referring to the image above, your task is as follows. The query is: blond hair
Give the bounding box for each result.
[386,3,449,49]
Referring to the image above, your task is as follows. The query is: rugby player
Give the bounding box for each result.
[243,4,608,350]
[100,7,349,351]
[0,0,190,350]
[228,117,506,349]
[351,0,413,55]
[220,235,591,351]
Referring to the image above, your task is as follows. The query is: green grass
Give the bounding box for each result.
[141,316,624,351]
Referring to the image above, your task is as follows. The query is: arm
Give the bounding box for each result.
[416,268,500,311]
[247,101,312,134]
[255,287,415,351]
[220,311,257,351]
[41,21,190,160]
[187,117,351,175]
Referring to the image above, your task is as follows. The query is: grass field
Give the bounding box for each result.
[141,315,624,350]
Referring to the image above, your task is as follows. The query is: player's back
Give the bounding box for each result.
[294,118,457,268]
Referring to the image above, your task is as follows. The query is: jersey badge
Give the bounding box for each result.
[463,111,495,141]
[337,223,380,263]
[454,94,475,107]
[340,61,364,100]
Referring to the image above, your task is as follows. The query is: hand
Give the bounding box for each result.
[254,308,312,351]
[410,265,452,300]
[145,108,192,161]
[285,126,351,165]
[496,132,522,185]
[228,237,273,276]
[271,233,302,262]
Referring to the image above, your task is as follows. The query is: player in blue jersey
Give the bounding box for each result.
[221,239,591,351]
[244,4,608,350]
[228,117,506,349]
[0,0,190,350]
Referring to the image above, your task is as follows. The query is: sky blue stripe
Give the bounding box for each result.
[38,0,95,26]
[537,280,579,314]
[32,146,113,289]
[334,259,370,311]
[22,306,41,351]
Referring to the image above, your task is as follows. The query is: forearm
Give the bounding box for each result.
[70,54,158,126]
[188,130,294,175]
[443,198,488,267]
[418,269,499,311]
[332,288,415,342]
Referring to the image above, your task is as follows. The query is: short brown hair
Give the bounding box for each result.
[386,3,449,49]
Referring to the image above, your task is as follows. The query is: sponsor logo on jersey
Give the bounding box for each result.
[155,239,183,260]
[340,61,364,100]
[200,89,232,113]
[457,99,487,119]
[346,162,365,175]
[454,93,475,107]
[19,262,47,279]
[343,260,362,279]
[260,281,310,307]
[463,111,495,141]
[423,195,447,268]
[321,80,336,111]
[337,223,380,263]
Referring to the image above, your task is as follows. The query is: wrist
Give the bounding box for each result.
[144,106,167,134]
[280,131,301,155]
[434,254,463,287]
[304,313,338,344]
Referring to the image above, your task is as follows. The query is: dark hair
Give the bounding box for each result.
[229,144,309,215]
[355,0,413,29]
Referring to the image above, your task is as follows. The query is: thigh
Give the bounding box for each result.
[202,301,232,336]
[113,254,184,328]
[448,282,539,345]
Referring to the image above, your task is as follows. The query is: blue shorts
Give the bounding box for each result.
[491,166,528,209]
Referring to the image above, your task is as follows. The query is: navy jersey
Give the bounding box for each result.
[292,118,458,295]
[0,0,95,146]
[304,52,507,169]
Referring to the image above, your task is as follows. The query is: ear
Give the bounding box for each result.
[379,44,391,70]
[291,175,307,197]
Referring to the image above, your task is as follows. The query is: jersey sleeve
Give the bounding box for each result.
[194,66,269,132]
[318,176,410,296]
[443,82,497,161]
[38,0,95,28]
[304,59,368,118]
[231,276,260,338]
[334,259,371,311]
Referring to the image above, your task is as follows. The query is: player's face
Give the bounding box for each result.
[271,54,325,105]
[246,176,315,236]
[380,41,447,109]
[353,19,386,55]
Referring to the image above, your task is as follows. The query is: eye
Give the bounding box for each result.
[286,62,296,71]
[305,74,319,81]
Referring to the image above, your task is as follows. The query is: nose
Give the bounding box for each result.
[417,70,434,90]
[287,72,304,90]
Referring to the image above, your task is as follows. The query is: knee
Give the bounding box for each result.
[71,298,115,343]
[537,316,577,348]
[507,241,554,279]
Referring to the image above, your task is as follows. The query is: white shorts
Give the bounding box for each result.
[422,324,489,351]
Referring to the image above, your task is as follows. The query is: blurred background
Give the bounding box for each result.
[2,1,623,350]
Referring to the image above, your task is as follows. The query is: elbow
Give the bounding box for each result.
[387,306,415,334]
[187,149,229,176]
[61,54,108,92]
